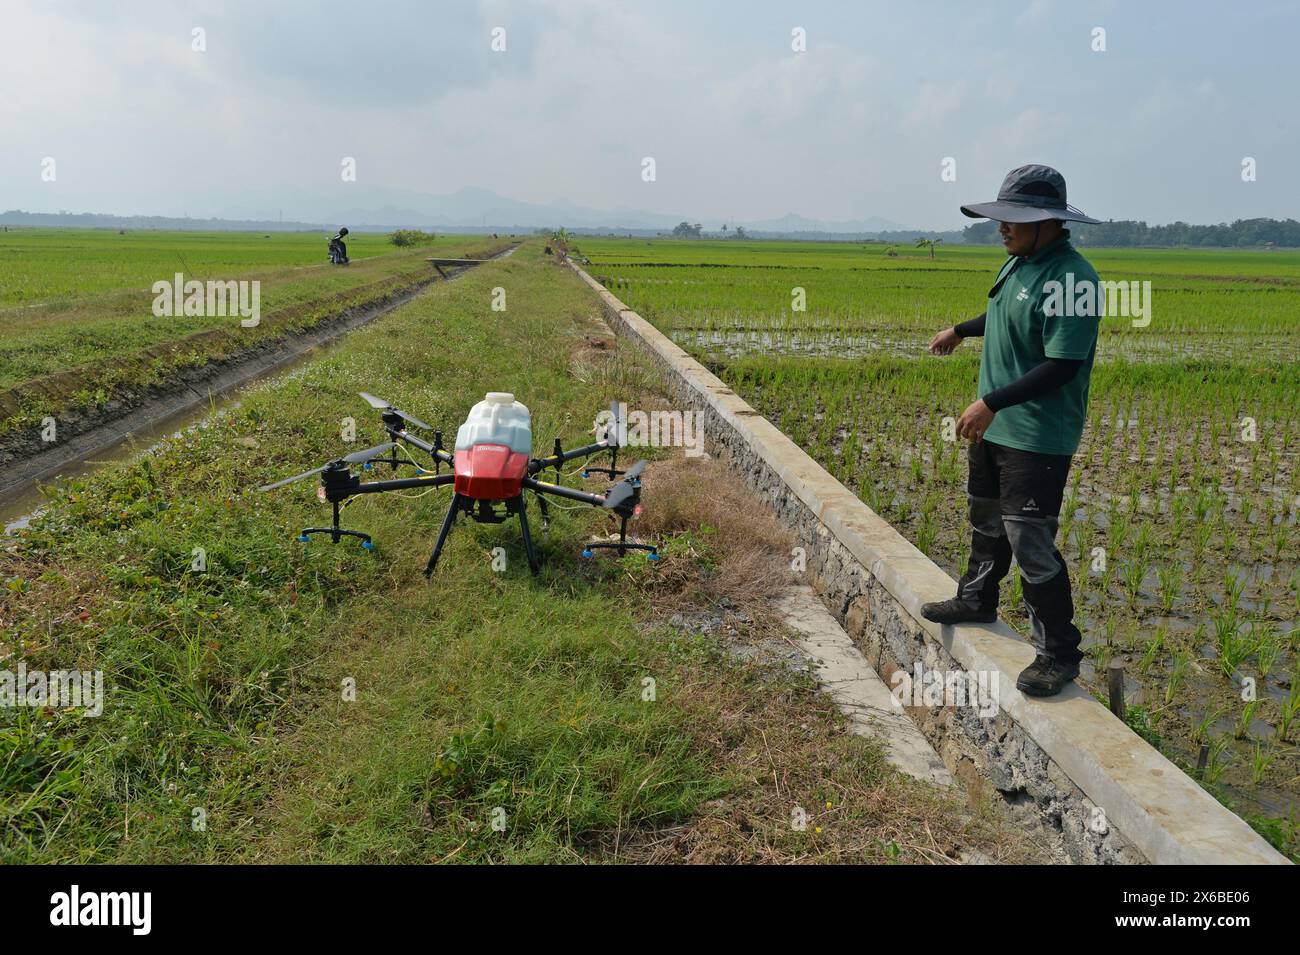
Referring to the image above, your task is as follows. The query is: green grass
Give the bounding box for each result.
[0,228,487,306]
[0,229,510,436]
[1,243,1028,864]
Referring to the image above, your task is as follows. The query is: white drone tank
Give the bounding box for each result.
[455,392,532,453]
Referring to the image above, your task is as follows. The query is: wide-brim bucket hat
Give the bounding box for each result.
[961,164,1101,224]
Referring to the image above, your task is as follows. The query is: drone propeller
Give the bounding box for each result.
[343,440,397,463]
[258,465,329,493]
[602,459,647,511]
[359,391,433,431]
[257,441,396,492]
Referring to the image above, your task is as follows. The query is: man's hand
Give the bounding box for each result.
[928,327,963,355]
[957,399,995,442]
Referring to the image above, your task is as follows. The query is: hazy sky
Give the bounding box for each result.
[3,0,1297,229]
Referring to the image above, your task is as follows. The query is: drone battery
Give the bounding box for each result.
[453,392,533,499]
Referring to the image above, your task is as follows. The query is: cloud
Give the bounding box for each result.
[709,44,879,127]
[904,81,966,130]
[0,0,1295,229]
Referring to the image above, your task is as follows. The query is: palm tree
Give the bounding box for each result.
[915,237,944,260]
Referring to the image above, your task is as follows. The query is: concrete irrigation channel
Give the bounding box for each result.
[569,258,1289,865]
[0,245,517,532]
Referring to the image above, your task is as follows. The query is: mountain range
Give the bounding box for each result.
[2,186,915,236]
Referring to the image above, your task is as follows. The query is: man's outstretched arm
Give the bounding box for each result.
[929,312,986,354]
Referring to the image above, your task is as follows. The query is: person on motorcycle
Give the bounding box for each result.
[329,227,350,265]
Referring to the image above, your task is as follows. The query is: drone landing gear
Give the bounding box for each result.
[582,512,659,561]
[424,494,541,578]
[363,446,402,472]
[516,495,540,576]
[582,444,625,482]
[299,500,373,550]
[533,491,550,535]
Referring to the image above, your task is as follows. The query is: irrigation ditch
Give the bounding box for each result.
[0,245,517,530]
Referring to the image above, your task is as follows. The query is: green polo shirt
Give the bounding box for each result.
[978,232,1100,456]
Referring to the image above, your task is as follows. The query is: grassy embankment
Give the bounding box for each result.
[1,242,1039,863]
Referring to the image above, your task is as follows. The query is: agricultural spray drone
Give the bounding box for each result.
[257,391,657,575]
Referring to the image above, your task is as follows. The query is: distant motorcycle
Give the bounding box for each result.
[328,227,350,265]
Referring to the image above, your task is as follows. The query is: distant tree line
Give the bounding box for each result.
[0,209,328,232]
[962,217,1300,248]
[876,229,965,244]
[670,221,750,238]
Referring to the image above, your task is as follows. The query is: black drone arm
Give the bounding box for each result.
[351,473,456,496]
[528,439,610,474]
[293,471,455,549]
[524,471,643,521]
[528,401,626,478]
[313,469,456,505]
[521,476,605,506]
[386,427,455,466]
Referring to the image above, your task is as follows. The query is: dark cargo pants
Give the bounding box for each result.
[958,438,1083,666]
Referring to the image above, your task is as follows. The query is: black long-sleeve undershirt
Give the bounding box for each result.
[954,313,986,338]
[950,313,1083,411]
[981,357,1083,411]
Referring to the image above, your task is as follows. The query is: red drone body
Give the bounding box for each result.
[453,445,530,500]
[452,392,534,500]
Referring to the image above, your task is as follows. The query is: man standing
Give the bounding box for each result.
[923,164,1102,697]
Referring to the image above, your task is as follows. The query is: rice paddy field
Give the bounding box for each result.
[578,236,1300,858]
[0,228,491,309]
[0,229,509,436]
